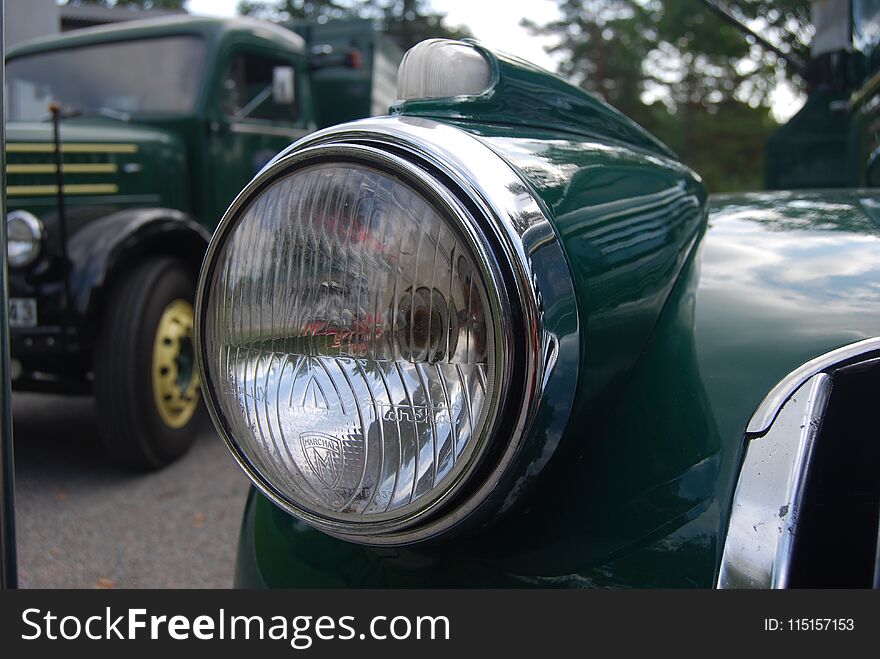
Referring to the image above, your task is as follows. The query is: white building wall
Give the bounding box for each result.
[5,0,59,52]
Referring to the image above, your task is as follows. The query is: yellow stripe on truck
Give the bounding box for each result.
[6,163,119,174]
[6,143,138,153]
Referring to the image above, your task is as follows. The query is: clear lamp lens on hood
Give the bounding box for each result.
[202,161,501,529]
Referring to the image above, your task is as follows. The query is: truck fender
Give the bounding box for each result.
[66,208,211,340]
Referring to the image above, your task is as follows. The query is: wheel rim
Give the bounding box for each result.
[152,299,200,429]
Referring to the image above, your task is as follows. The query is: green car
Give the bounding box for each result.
[4,16,397,468]
[193,5,880,588]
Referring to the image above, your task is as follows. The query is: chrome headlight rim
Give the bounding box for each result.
[197,117,579,545]
[197,143,526,543]
[6,210,45,268]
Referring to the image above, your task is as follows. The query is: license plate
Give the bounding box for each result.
[9,298,37,328]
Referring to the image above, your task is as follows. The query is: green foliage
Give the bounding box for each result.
[638,100,778,192]
[525,1,812,192]
[237,0,470,50]
[522,1,654,118]
[361,1,471,50]
[236,0,353,22]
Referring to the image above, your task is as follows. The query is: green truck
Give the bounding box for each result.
[192,1,880,588]
[4,16,400,468]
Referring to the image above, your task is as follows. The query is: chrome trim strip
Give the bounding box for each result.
[195,116,579,545]
[746,336,880,436]
[718,372,832,589]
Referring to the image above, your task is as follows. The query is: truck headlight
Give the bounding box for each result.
[196,118,579,545]
[6,210,44,268]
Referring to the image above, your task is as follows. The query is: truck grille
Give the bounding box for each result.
[718,339,880,588]
[785,357,880,587]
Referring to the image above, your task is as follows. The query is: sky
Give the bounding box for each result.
[185,0,803,121]
[187,0,561,71]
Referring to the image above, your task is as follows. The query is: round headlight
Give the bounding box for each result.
[7,210,44,268]
[200,146,513,540]
[197,117,580,545]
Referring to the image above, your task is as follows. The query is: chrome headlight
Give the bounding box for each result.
[7,210,44,268]
[196,117,578,544]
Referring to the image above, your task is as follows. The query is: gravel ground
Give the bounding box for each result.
[10,392,250,589]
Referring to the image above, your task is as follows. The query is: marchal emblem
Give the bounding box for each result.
[300,433,345,489]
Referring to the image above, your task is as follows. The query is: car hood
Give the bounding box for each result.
[698,188,880,421]
[470,187,880,585]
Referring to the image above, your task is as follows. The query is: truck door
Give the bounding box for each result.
[206,46,310,226]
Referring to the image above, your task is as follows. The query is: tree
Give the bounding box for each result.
[523,1,812,191]
[236,0,354,22]
[646,1,811,111]
[237,0,470,51]
[523,1,654,119]
[360,1,471,51]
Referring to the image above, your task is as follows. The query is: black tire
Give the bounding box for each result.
[94,256,203,469]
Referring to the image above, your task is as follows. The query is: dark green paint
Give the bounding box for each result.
[468,125,705,417]
[237,187,880,588]
[7,120,190,217]
[765,90,852,190]
[392,43,675,160]
[292,19,403,129]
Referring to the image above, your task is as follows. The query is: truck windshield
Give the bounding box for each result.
[6,35,207,121]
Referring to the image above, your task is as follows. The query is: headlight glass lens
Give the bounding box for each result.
[202,162,500,527]
[7,211,43,268]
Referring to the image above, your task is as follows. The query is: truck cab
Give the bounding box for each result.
[4,17,322,467]
[766,0,880,188]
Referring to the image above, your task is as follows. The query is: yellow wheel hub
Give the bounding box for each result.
[152,299,200,429]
